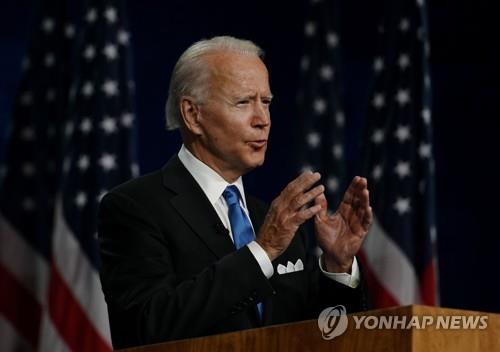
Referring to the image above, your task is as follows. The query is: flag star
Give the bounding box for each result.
[99,153,117,171]
[23,197,35,211]
[75,192,88,208]
[304,21,316,36]
[394,125,411,142]
[22,163,35,177]
[371,129,385,144]
[77,155,90,171]
[103,43,118,60]
[419,143,431,158]
[398,54,410,70]
[393,197,411,215]
[319,65,334,80]
[430,225,437,243]
[128,80,135,91]
[373,57,384,73]
[21,127,35,141]
[82,81,94,97]
[300,56,310,71]
[41,18,55,33]
[327,176,339,192]
[395,88,411,106]
[117,29,130,45]
[131,163,140,177]
[313,98,327,114]
[65,122,74,137]
[46,89,56,101]
[372,93,385,109]
[65,24,75,38]
[424,74,431,88]
[83,45,96,60]
[86,8,98,23]
[372,164,383,180]
[100,116,117,134]
[102,79,119,97]
[104,7,118,23]
[307,132,321,148]
[20,92,33,106]
[332,144,343,159]
[121,112,134,127]
[421,108,431,124]
[80,118,93,134]
[399,18,410,32]
[335,111,345,127]
[378,25,385,34]
[326,32,339,48]
[44,53,55,67]
[417,0,424,7]
[394,161,411,178]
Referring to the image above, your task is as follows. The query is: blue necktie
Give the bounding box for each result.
[223,185,263,319]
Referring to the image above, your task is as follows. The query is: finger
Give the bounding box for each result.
[362,206,373,231]
[282,171,321,202]
[293,203,322,224]
[338,177,368,218]
[314,193,328,220]
[290,184,324,210]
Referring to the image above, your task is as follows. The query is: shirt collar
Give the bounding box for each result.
[177,144,248,209]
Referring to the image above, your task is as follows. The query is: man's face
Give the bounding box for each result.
[192,52,272,181]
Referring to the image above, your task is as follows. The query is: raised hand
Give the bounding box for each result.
[257,172,324,261]
[314,176,373,273]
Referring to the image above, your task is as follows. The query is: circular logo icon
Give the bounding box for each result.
[317,305,348,340]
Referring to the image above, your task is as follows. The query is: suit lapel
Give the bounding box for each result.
[161,156,236,259]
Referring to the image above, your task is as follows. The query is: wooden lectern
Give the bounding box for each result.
[120,305,500,352]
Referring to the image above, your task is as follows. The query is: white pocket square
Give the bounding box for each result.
[277,259,304,274]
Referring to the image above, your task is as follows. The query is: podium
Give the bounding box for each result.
[120,305,500,352]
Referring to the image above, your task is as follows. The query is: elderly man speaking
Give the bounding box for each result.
[98,36,373,349]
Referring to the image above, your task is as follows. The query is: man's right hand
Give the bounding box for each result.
[256,171,324,261]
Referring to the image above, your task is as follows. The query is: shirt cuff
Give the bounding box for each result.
[319,255,360,288]
[247,241,274,279]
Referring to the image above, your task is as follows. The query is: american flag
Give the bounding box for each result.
[0,0,137,350]
[297,0,346,215]
[359,0,439,307]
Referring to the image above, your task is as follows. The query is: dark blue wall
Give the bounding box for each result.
[1,0,499,312]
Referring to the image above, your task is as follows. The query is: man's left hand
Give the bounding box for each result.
[314,176,373,273]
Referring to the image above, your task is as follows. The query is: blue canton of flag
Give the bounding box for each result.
[297,0,346,213]
[360,0,439,308]
[0,0,137,350]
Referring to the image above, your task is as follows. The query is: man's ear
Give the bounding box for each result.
[180,96,203,135]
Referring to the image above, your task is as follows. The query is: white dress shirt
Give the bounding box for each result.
[178,145,359,288]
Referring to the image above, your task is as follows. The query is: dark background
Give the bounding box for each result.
[1,0,499,312]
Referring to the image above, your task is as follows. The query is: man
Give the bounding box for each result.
[98,36,373,349]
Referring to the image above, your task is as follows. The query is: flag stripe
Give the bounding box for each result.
[0,315,33,352]
[362,217,422,305]
[0,263,42,348]
[52,198,111,342]
[0,212,49,303]
[358,253,399,307]
[48,262,111,352]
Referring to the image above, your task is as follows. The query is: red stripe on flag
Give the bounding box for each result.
[358,252,399,308]
[47,262,111,352]
[0,263,42,348]
[420,260,437,305]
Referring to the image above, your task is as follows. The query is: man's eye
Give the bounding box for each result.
[236,100,249,106]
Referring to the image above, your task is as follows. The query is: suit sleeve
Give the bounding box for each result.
[98,191,275,348]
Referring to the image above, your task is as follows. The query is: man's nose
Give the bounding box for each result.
[252,102,270,128]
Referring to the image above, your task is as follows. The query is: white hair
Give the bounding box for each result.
[165,36,264,130]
